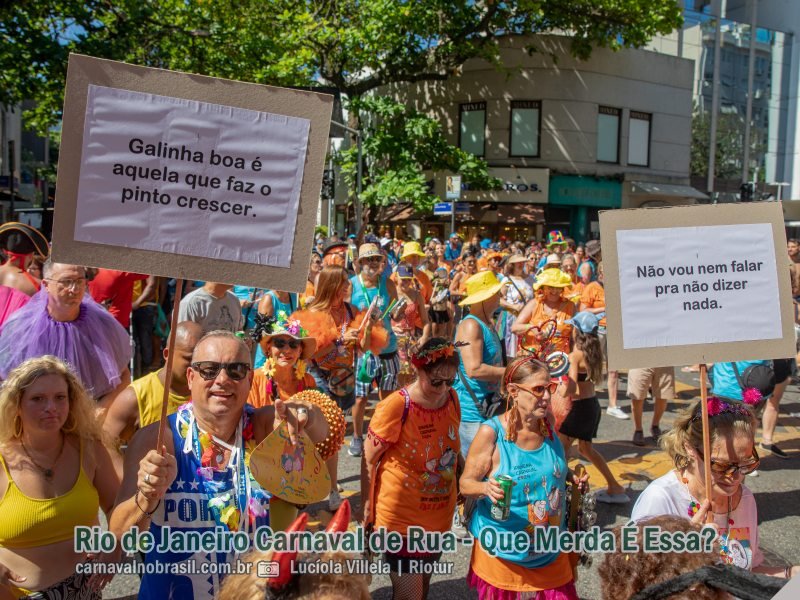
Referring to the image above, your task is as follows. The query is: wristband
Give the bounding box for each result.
[135,489,161,517]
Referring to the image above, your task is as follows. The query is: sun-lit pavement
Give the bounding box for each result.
[104,368,800,599]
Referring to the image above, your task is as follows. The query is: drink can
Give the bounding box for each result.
[490,475,513,521]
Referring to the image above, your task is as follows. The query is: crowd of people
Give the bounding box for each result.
[0,220,797,599]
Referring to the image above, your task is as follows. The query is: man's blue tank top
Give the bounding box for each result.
[452,315,502,423]
[468,417,568,567]
[254,291,298,367]
[349,274,397,353]
[138,409,270,600]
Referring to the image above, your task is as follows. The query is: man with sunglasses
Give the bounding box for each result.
[349,243,399,457]
[0,259,132,410]
[110,330,330,600]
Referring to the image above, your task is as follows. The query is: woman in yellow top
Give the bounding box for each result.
[0,356,119,598]
[512,269,576,356]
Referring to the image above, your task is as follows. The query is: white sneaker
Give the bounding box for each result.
[606,406,630,420]
[747,469,759,477]
[328,489,343,511]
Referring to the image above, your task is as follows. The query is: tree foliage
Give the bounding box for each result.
[1,1,682,218]
[2,0,682,133]
[337,96,501,213]
[691,104,766,183]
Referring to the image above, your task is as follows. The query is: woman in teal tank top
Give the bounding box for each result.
[460,356,578,599]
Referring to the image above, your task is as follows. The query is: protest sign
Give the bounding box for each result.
[52,54,333,292]
[601,202,794,370]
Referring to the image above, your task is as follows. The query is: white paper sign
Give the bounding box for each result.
[617,223,781,349]
[73,84,311,268]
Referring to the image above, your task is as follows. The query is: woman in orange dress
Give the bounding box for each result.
[512,269,575,356]
[292,266,387,511]
[363,338,461,600]
[247,312,318,409]
[248,311,346,530]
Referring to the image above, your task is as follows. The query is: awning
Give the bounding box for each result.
[497,204,544,224]
[631,181,709,200]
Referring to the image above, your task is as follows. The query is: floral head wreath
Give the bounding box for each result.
[250,310,309,343]
[410,341,468,368]
[691,394,759,422]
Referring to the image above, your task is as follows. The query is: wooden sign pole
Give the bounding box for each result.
[699,363,714,522]
[156,278,185,450]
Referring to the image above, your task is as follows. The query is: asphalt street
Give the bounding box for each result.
[103,367,800,599]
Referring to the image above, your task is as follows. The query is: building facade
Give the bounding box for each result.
[388,34,701,243]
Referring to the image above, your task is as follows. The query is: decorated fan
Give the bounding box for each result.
[290,389,347,461]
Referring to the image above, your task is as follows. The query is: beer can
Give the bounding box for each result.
[490,475,513,521]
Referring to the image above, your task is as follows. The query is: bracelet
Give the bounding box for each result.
[135,489,161,517]
[786,565,793,579]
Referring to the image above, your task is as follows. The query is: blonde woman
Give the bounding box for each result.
[0,356,119,598]
[633,398,798,578]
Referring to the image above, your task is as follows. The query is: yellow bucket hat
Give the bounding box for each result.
[533,269,573,291]
[401,241,427,259]
[459,271,503,306]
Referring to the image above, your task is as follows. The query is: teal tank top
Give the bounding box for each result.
[468,416,568,567]
[452,315,502,423]
[349,274,397,353]
[254,291,298,368]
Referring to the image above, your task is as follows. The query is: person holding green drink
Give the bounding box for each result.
[460,356,578,599]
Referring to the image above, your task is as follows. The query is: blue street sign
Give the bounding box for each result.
[433,202,470,215]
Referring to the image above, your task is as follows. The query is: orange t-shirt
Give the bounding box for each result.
[580,281,606,327]
[247,367,317,408]
[565,282,584,304]
[520,299,575,354]
[367,389,460,535]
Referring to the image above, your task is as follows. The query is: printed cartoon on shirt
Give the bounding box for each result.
[420,437,457,495]
[720,527,753,570]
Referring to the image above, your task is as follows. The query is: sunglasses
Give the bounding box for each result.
[514,381,559,398]
[363,256,384,264]
[695,447,760,477]
[429,377,456,388]
[272,338,302,350]
[191,361,251,381]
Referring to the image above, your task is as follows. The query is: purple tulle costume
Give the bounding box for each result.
[0,289,131,399]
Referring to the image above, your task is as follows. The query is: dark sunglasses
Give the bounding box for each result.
[695,447,760,477]
[191,361,251,381]
[272,338,302,350]
[429,377,456,388]
[515,381,559,398]
[363,256,384,264]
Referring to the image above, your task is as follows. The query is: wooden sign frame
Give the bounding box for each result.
[52,54,333,292]
[600,202,795,370]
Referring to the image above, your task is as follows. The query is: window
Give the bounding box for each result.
[628,111,651,167]
[597,106,620,163]
[459,102,486,156]
[510,100,541,157]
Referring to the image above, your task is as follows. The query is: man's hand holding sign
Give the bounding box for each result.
[48,54,339,600]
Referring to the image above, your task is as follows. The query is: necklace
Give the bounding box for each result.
[681,470,735,527]
[21,434,65,481]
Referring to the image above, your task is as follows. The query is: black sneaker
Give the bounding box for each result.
[760,442,789,459]
[651,425,662,443]
[632,430,645,446]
